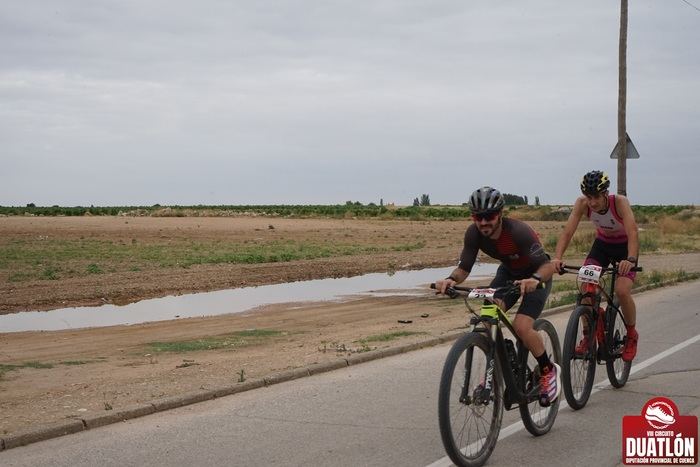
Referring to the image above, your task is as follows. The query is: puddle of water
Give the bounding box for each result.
[0,263,499,333]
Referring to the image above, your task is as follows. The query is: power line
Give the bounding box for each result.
[680,0,700,13]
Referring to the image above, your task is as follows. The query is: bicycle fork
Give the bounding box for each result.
[478,324,498,403]
[461,309,499,406]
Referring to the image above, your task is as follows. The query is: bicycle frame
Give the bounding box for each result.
[461,291,540,409]
[565,262,641,360]
[576,270,619,316]
[436,281,561,465]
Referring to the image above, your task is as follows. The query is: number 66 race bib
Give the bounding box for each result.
[578,264,602,285]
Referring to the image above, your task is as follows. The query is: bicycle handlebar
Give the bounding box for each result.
[429,280,543,299]
[558,263,643,275]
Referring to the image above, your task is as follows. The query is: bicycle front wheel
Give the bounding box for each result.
[438,332,504,467]
[562,306,597,410]
[518,318,562,436]
[605,299,631,388]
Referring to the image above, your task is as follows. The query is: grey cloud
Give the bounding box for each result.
[1,1,698,206]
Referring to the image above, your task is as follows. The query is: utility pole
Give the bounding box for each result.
[617,0,628,195]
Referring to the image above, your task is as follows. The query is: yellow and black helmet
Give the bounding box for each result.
[580,170,610,195]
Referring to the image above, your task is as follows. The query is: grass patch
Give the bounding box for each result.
[0,361,54,379]
[147,329,285,353]
[569,230,597,254]
[634,269,700,288]
[86,263,103,274]
[550,280,578,294]
[41,266,60,280]
[543,269,700,310]
[638,233,659,252]
[0,238,428,282]
[21,361,54,369]
[356,331,427,344]
[547,291,579,309]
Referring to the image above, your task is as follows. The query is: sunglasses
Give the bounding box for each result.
[472,212,499,222]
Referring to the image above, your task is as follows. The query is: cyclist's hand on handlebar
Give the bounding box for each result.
[618,259,634,275]
[434,278,456,295]
[515,277,540,295]
[551,258,565,274]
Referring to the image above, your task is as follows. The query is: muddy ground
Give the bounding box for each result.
[0,216,698,437]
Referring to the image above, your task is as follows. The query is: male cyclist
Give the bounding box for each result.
[551,170,640,361]
[435,186,560,406]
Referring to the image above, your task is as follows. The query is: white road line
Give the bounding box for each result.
[426,333,700,467]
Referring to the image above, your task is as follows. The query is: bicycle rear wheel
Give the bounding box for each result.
[562,306,597,410]
[438,332,504,467]
[605,299,631,388]
[518,318,562,436]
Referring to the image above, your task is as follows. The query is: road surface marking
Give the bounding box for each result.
[426,333,700,467]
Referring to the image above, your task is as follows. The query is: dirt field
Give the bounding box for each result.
[1,216,698,438]
[0,215,488,312]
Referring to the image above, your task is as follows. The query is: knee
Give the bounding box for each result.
[615,286,632,299]
[513,319,531,337]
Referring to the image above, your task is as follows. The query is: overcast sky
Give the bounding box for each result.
[1,1,698,206]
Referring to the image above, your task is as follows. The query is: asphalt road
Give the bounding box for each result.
[2,281,699,467]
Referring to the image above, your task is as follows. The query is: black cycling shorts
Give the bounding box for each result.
[488,265,552,319]
[584,238,636,281]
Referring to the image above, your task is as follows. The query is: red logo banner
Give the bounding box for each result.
[623,397,698,464]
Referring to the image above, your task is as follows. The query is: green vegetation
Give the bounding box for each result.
[356,331,427,344]
[547,291,579,308]
[1,204,697,285]
[0,361,54,380]
[542,205,700,255]
[412,194,431,206]
[1,203,696,222]
[0,203,443,219]
[147,329,285,353]
[544,268,700,310]
[635,269,700,288]
[0,359,101,379]
[0,238,426,282]
[502,194,527,205]
[86,263,103,274]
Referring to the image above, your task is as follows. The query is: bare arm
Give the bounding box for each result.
[535,261,557,282]
[435,267,469,294]
[616,195,639,258]
[615,195,639,274]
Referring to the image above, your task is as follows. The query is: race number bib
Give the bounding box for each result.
[468,288,497,299]
[578,264,602,285]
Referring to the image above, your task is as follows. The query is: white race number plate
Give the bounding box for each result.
[468,288,497,299]
[578,264,602,285]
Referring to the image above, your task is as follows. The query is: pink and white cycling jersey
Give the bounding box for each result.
[587,194,627,244]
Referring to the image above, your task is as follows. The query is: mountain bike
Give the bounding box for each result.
[559,262,643,410]
[431,282,561,467]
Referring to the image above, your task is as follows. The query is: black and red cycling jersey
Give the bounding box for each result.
[457,217,549,279]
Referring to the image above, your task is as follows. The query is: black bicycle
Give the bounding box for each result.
[560,262,642,410]
[431,282,561,467]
